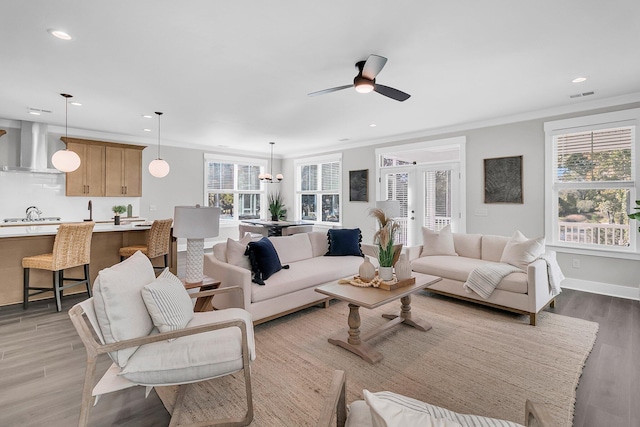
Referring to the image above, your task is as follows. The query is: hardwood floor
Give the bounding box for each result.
[0,288,637,426]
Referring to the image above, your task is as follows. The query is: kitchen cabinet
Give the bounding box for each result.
[62,137,145,197]
[105,147,142,196]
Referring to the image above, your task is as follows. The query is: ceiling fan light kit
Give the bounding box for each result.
[308,54,410,102]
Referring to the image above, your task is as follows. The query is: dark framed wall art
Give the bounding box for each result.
[484,155,523,204]
[349,169,368,202]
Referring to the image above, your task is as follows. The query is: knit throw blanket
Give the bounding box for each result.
[463,263,522,299]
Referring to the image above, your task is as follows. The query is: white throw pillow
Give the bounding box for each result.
[363,390,462,427]
[142,269,194,334]
[92,251,156,367]
[500,230,545,270]
[226,234,252,270]
[421,224,458,257]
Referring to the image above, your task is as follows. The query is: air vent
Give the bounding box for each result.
[569,91,595,99]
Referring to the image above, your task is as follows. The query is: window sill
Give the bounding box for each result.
[547,243,640,261]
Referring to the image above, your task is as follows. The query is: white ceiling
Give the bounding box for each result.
[1,1,640,158]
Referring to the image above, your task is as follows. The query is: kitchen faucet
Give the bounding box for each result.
[25,206,42,221]
[86,200,93,222]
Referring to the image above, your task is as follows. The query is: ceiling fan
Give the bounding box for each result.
[308,54,411,102]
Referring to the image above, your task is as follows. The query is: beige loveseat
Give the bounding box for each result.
[203,231,363,324]
[406,228,559,325]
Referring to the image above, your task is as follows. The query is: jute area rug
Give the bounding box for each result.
[156,292,598,427]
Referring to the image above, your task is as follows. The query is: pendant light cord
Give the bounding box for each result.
[155,111,163,159]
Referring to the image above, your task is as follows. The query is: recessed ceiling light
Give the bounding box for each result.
[143,128,152,132]
[47,29,72,40]
[572,77,587,83]
[70,102,82,106]
[142,115,153,119]
[369,123,377,127]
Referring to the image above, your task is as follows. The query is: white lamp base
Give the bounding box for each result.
[185,238,204,284]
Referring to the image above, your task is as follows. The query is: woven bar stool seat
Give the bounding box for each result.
[23,221,95,312]
[119,218,173,271]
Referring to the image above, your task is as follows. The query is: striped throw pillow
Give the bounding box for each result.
[142,270,193,334]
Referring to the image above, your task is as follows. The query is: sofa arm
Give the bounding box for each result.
[405,245,423,261]
[203,254,252,311]
[526,256,555,314]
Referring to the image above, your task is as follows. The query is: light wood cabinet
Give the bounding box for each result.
[105,147,142,196]
[61,137,145,197]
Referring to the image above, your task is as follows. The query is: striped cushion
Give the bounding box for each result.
[366,391,524,427]
[142,269,193,334]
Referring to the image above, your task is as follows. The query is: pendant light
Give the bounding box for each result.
[259,141,283,183]
[52,93,81,172]
[148,111,170,178]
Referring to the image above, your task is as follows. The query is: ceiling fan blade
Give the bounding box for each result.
[362,55,388,80]
[307,84,353,97]
[374,84,411,102]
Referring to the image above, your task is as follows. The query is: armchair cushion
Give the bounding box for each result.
[326,228,364,257]
[92,251,156,367]
[119,308,255,385]
[364,390,462,427]
[142,268,194,334]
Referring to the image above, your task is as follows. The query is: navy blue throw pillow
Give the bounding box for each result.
[245,237,288,285]
[325,228,364,257]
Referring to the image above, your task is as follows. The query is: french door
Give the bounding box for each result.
[381,163,460,246]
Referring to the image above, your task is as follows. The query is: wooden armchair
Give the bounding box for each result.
[317,370,553,427]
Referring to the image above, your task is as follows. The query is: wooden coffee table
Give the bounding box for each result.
[315,272,441,364]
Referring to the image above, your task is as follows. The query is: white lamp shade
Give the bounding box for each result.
[173,205,220,238]
[148,158,170,178]
[376,200,401,218]
[51,149,81,172]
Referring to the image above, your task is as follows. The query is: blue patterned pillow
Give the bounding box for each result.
[245,237,288,285]
[325,228,364,257]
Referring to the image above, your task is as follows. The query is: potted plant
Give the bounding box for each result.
[268,192,287,221]
[112,205,127,225]
[369,207,401,281]
[629,200,640,231]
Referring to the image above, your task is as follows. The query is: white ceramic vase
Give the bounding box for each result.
[378,266,394,281]
[394,254,412,281]
[359,256,376,282]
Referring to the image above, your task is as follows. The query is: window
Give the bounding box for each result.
[204,154,266,221]
[295,154,342,223]
[545,109,639,252]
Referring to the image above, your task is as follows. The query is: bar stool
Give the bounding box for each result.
[119,218,173,271]
[23,221,95,312]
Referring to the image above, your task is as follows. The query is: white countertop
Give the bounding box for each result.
[0,222,152,238]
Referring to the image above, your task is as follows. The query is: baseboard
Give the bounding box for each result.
[561,278,640,301]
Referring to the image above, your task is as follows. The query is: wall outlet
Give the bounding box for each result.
[572,259,581,268]
[149,204,157,212]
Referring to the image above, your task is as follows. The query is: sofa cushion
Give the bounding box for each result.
[308,231,330,257]
[452,233,482,259]
[141,269,194,335]
[364,389,462,427]
[500,230,545,270]
[270,233,313,264]
[421,225,457,257]
[326,228,364,257]
[481,235,510,262]
[119,308,255,385]
[251,255,363,303]
[226,234,252,270]
[246,237,286,285]
[411,256,527,294]
[92,251,156,367]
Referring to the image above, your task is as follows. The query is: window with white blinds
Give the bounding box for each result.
[204,154,266,221]
[295,154,342,223]
[545,110,639,252]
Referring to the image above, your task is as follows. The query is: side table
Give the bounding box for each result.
[182,276,221,312]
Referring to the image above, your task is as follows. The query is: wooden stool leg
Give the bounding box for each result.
[84,264,92,297]
[163,254,168,268]
[23,268,30,309]
[58,270,64,298]
[53,270,62,312]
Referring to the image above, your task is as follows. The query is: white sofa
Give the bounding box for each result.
[406,230,557,326]
[203,231,364,324]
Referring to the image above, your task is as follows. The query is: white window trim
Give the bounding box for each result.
[294,152,343,225]
[544,108,640,259]
[203,153,268,226]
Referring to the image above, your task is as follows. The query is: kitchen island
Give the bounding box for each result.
[0,223,177,307]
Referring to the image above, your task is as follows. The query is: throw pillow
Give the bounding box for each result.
[420,224,458,257]
[226,234,252,270]
[325,228,363,257]
[141,269,194,335]
[245,237,288,285]
[363,390,462,427]
[500,230,545,271]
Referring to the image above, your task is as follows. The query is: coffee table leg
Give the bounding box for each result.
[382,294,432,332]
[328,303,383,364]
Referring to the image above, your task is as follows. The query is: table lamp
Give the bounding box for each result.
[173,205,220,284]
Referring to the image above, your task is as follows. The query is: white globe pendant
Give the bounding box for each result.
[148,158,170,178]
[52,149,81,172]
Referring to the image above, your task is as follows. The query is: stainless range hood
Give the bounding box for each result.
[1,121,63,174]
